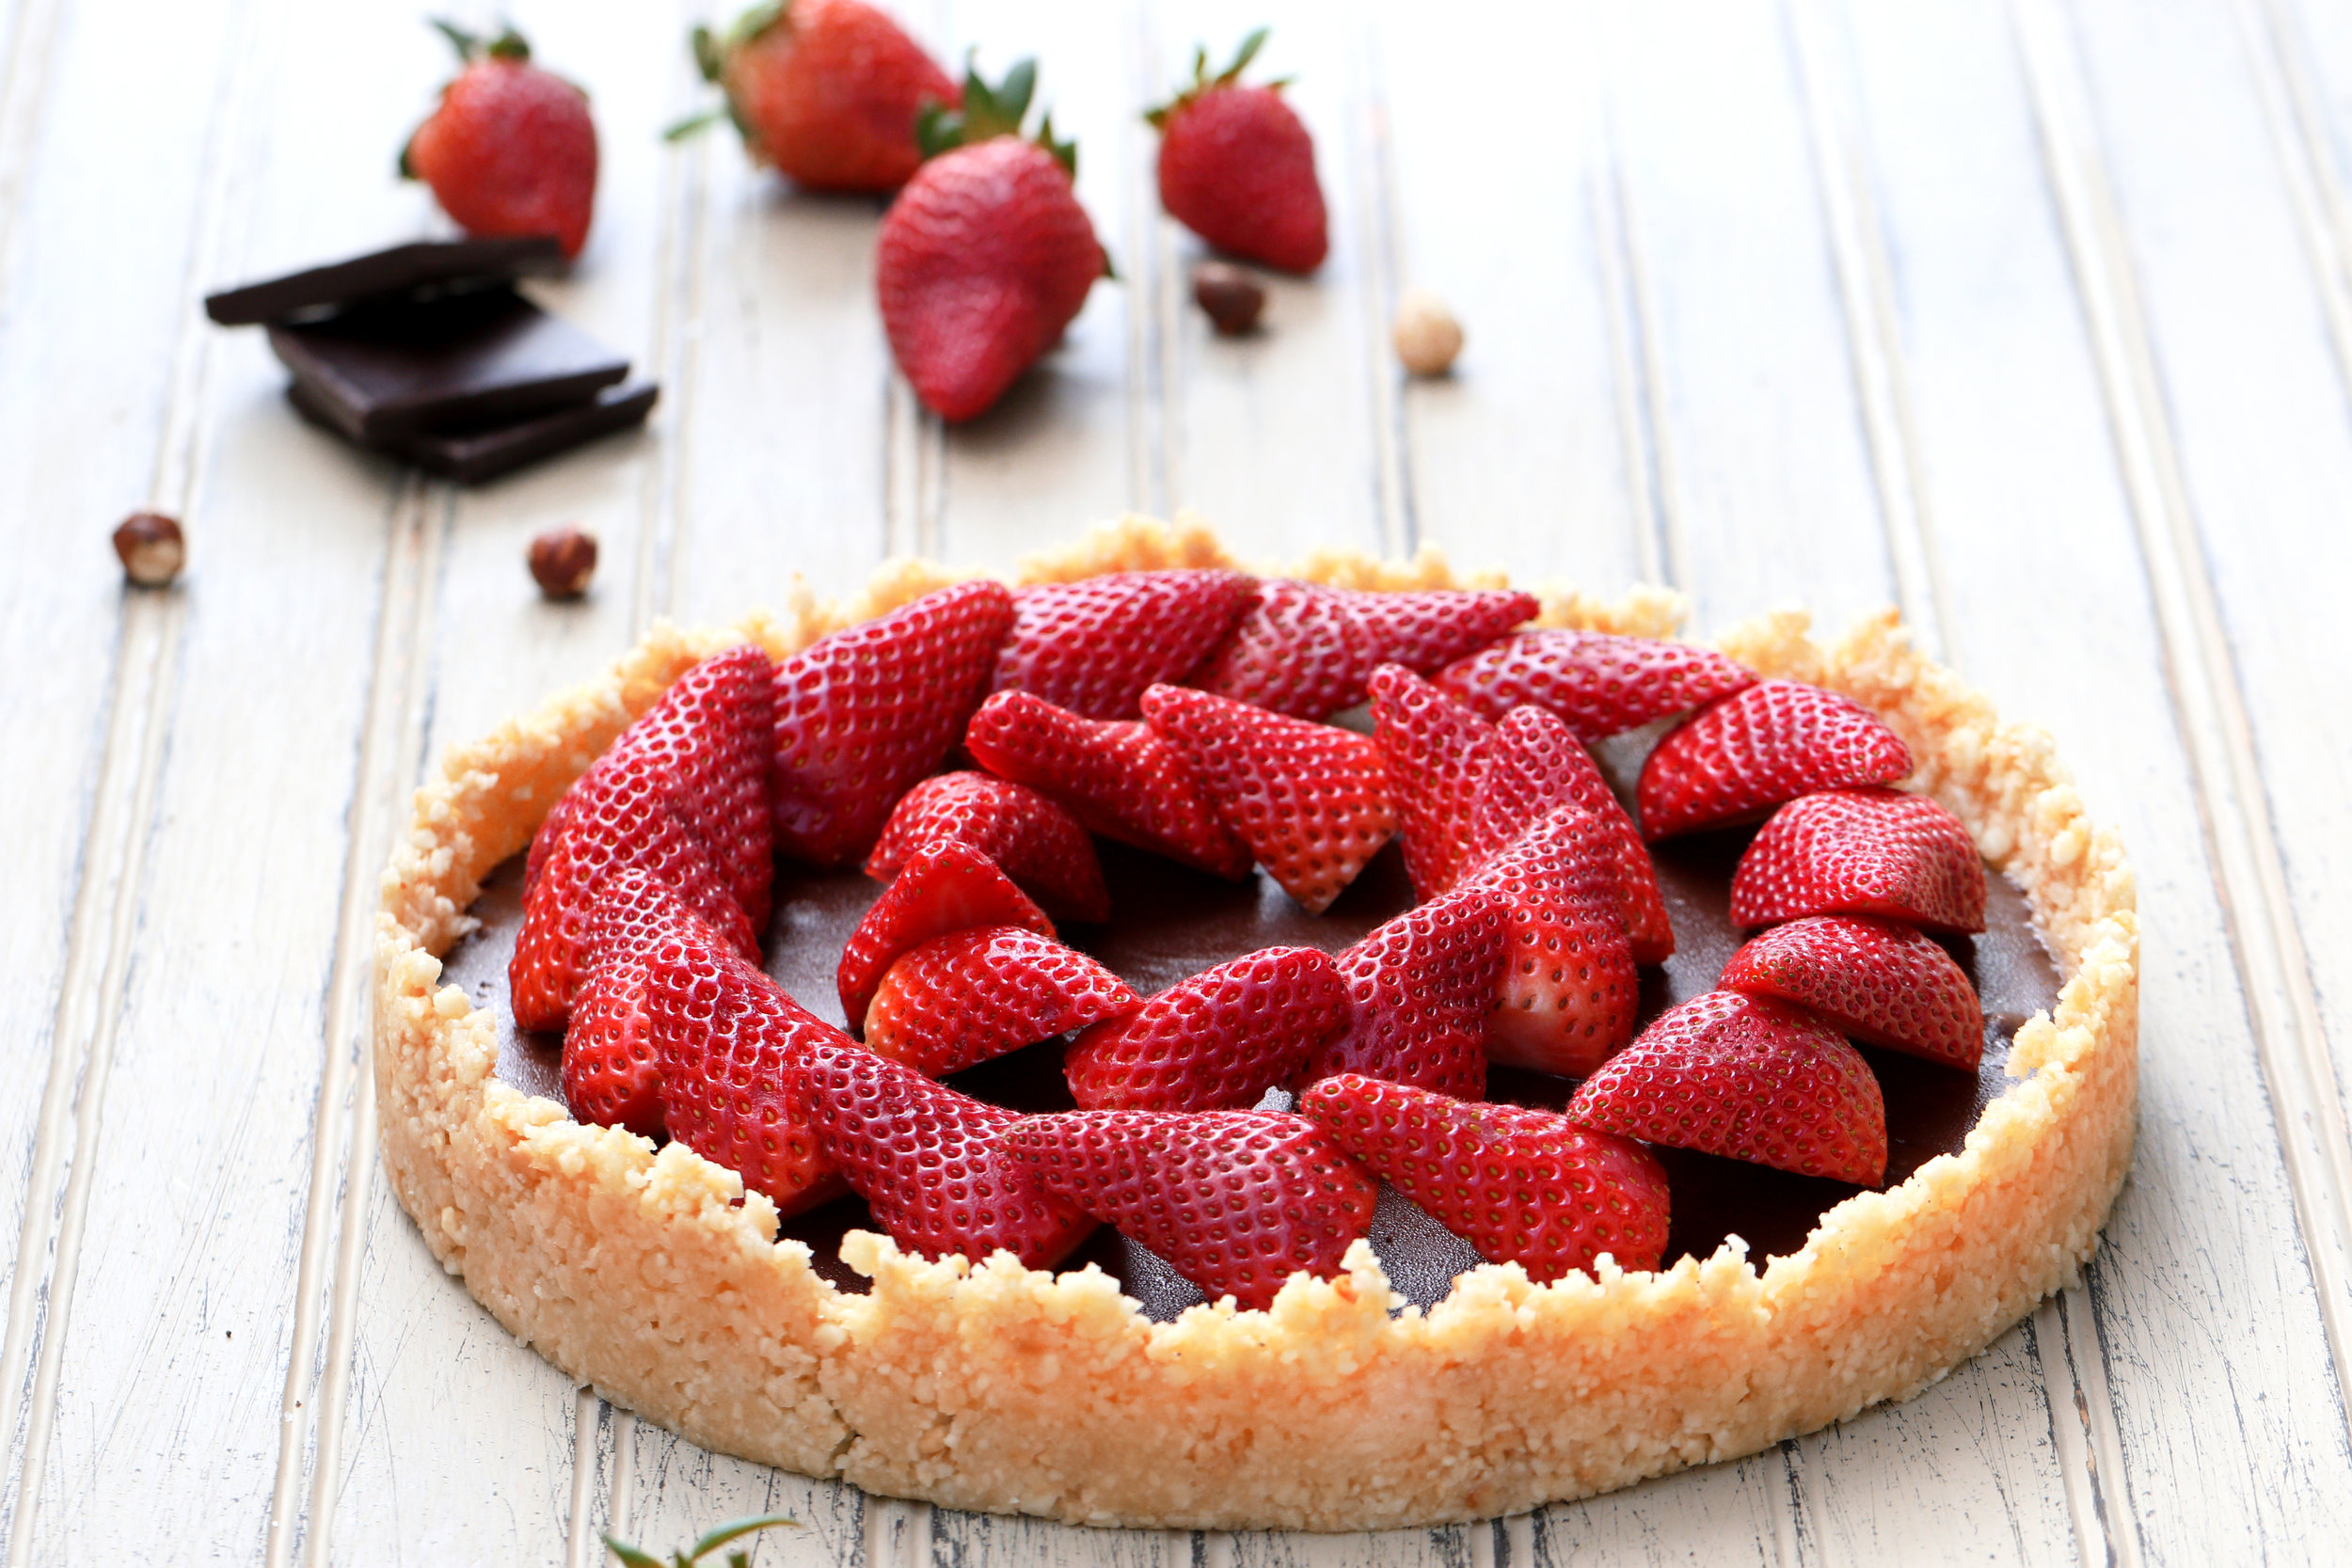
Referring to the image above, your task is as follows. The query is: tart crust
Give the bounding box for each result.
[373,515,2137,1529]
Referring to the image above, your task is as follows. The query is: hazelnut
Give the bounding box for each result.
[1392,288,1464,377]
[1192,261,1266,337]
[528,526,597,599]
[112,512,185,587]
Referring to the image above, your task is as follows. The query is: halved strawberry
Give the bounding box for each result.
[1730,786,1985,934]
[866,770,1109,923]
[1565,990,1886,1185]
[1299,1074,1671,1278]
[511,791,756,1033]
[561,869,717,1136]
[642,912,848,1217]
[1718,913,1982,1070]
[1000,1109,1377,1309]
[771,578,1015,866]
[1187,580,1535,721]
[1436,629,1755,739]
[963,690,1251,879]
[1469,705,1674,964]
[1637,680,1911,841]
[1064,946,1349,1111]
[836,840,1055,1031]
[1139,683,1396,913]
[1368,664,1494,898]
[1297,888,1511,1100]
[1456,804,1636,1078]
[864,926,1137,1077]
[992,569,1257,720]
[787,1037,1096,1267]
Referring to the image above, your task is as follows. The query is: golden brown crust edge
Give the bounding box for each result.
[371,515,2137,1529]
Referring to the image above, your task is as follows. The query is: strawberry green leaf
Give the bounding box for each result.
[1218,26,1269,85]
[484,24,532,61]
[662,106,728,142]
[429,17,481,61]
[1147,26,1287,127]
[690,23,725,83]
[914,55,1077,171]
[599,1537,664,1568]
[687,1514,798,1560]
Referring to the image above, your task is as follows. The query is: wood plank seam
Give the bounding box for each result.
[0,0,66,324]
[1590,125,1680,592]
[1354,22,1414,562]
[2235,0,2352,435]
[1124,3,1169,519]
[2013,0,2352,1484]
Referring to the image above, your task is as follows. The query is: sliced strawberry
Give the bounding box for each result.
[1637,680,1911,841]
[1299,1074,1671,1278]
[641,913,848,1218]
[771,578,1015,867]
[560,869,717,1136]
[1565,990,1887,1185]
[1065,946,1349,1111]
[1469,705,1674,964]
[511,790,756,1033]
[1719,913,1982,1070]
[992,569,1257,720]
[1730,786,1986,934]
[963,690,1251,879]
[865,770,1109,923]
[1368,664,1494,898]
[1139,683,1397,913]
[864,926,1137,1077]
[787,1037,1096,1267]
[1297,888,1511,1100]
[1187,580,1536,721]
[1000,1109,1378,1309]
[1436,629,1756,739]
[1456,804,1637,1078]
[836,840,1055,1032]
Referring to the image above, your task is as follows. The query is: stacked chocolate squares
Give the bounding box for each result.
[206,237,657,483]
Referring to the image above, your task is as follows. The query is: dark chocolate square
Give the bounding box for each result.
[205,236,566,325]
[286,377,659,484]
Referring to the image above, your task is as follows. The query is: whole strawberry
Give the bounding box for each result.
[878,59,1105,421]
[1149,29,1327,274]
[402,22,596,259]
[682,0,956,191]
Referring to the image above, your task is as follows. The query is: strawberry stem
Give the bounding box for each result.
[914,55,1075,174]
[1145,25,1285,128]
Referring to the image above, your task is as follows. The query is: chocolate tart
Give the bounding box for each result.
[373,515,2137,1528]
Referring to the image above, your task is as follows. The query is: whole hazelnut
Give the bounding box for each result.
[1192,261,1266,337]
[112,512,185,587]
[1392,289,1464,377]
[528,526,597,599]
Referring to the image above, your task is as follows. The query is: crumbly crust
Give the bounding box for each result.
[373,515,2137,1529]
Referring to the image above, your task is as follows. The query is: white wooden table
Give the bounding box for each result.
[5,0,2349,1560]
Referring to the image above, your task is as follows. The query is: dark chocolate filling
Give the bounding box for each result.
[447,797,2058,1324]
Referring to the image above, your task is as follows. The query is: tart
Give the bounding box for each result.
[373,515,2137,1529]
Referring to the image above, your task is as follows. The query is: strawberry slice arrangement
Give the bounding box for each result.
[509,567,2015,1313]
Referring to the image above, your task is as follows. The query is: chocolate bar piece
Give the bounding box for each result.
[205,236,566,325]
[287,378,659,484]
[268,285,628,442]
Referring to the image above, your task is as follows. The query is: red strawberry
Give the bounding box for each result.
[864,926,1136,1077]
[1299,1074,1671,1278]
[561,870,716,1136]
[1297,888,1512,1100]
[1730,787,1986,934]
[1148,30,1327,274]
[963,691,1252,879]
[683,0,957,192]
[601,643,778,927]
[1565,990,1887,1185]
[1456,804,1636,1078]
[1368,664,1495,898]
[1469,705,1674,964]
[1436,630,1756,740]
[1139,683,1396,913]
[993,569,1258,720]
[877,60,1104,421]
[511,791,756,1033]
[865,770,1109,923]
[1718,914,1982,1070]
[787,1037,1096,1266]
[641,912,849,1217]
[1064,946,1348,1111]
[1189,581,1537,721]
[1001,1110,1377,1308]
[836,840,1054,1030]
[402,23,597,258]
[1637,680,1912,841]
[771,578,1014,866]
